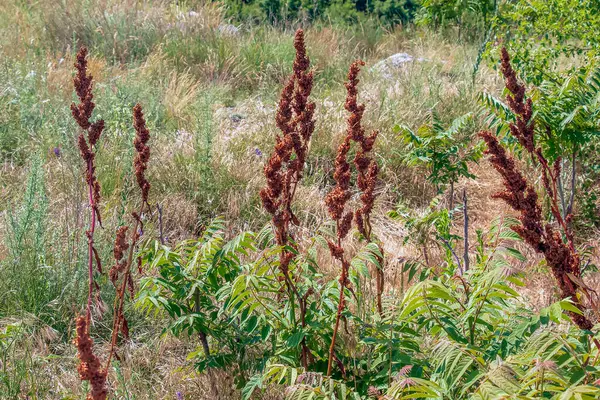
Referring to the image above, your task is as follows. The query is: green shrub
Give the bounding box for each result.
[222,0,419,25]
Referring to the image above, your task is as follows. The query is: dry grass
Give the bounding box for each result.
[0,315,239,399]
[163,72,202,125]
[4,1,598,398]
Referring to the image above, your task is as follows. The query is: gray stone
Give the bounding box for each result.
[218,24,240,36]
[372,52,428,78]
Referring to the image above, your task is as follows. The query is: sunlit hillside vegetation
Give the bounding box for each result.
[1,0,600,399]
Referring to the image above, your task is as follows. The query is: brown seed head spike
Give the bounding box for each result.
[71,47,95,131]
[104,106,153,374]
[481,130,591,330]
[479,130,545,251]
[326,136,352,223]
[72,46,104,224]
[133,104,151,204]
[89,120,104,147]
[260,29,316,369]
[327,60,382,377]
[276,77,295,134]
[480,48,594,331]
[293,30,310,82]
[260,28,315,248]
[74,316,108,400]
[344,60,366,142]
[72,46,110,399]
[500,48,535,153]
[343,60,380,239]
[327,60,384,375]
[72,44,105,331]
[291,29,315,165]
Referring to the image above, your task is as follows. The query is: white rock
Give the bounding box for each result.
[218,24,240,36]
[372,52,428,79]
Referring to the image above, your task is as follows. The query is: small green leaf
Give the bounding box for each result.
[241,374,263,400]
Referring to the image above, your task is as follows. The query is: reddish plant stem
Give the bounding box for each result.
[327,222,350,376]
[86,157,96,323]
[105,203,145,370]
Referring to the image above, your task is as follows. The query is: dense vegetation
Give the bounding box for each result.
[1,0,600,399]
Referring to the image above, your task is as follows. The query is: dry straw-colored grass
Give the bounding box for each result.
[7,1,598,396]
[163,71,202,125]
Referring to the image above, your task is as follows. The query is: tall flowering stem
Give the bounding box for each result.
[260,29,315,369]
[479,48,594,331]
[72,46,105,323]
[71,46,108,400]
[106,104,151,370]
[345,61,383,315]
[325,60,380,376]
[71,49,152,397]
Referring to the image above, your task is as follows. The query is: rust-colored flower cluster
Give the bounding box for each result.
[325,132,353,234]
[133,104,151,204]
[480,48,593,330]
[344,61,379,239]
[260,29,316,369]
[109,226,129,285]
[72,47,105,326]
[74,316,107,400]
[71,46,153,399]
[72,46,104,227]
[500,48,535,153]
[261,29,315,254]
[325,60,380,250]
[343,61,384,314]
[326,60,381,376]
[108,225,134,337]
[325,62,370,237]
[106,104,152,369]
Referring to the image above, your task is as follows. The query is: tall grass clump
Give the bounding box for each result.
[44,0,165,64]
[2,156,48,314]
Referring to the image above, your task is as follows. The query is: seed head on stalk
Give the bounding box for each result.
[326,60,382,376]
[259,29,315,369]
[479,48,594,330]
[71,46,108,399]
